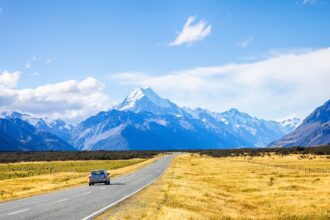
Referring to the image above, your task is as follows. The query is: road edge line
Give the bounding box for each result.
[81,155,173,220]
[0,156,161,206]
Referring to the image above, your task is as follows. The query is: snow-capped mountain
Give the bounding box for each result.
[0,111,73,142]
[270,99,330,147]
[184,107,297,147]
[0,116,74,151]
[278,117,301,132]
[1,87,304,151]
[114,87,187,116]
[70,87,299,150]
[71,109,248,150]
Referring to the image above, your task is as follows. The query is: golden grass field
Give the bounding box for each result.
[97,154,330,220]
[0,156,159,202]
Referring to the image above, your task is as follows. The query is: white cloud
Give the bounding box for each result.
[302,0,316,5]
[111,47,330,120]
[0,71,20,88]
[46,59,52,64]
[169,16,211,46]
[237,37,253,48]
[0,72,109,123]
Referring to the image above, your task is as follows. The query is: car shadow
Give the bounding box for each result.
[109,182,125,185]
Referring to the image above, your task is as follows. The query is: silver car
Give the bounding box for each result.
[88,170,110,186]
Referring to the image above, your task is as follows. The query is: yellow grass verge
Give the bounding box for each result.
[0,156,160,202]
[97,154,330,220]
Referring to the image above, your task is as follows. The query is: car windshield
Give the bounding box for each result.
[91,171,105,175]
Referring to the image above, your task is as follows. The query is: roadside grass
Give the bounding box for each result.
[0,156,160,202]
[97,154,330,220]
[245,154,330,170]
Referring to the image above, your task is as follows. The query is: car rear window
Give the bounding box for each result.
[91,171,104,175]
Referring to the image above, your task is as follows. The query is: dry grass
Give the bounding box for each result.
[0,156,160,202]
[97,154,330,220]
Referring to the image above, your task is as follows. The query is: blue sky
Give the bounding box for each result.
[0,0,329,122]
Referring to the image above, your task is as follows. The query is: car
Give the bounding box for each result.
[88,169,110,186]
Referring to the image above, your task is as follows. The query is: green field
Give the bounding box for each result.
[0,159,145,181]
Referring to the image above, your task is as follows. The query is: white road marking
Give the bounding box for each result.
[0,184,86,207]
[99,187,106,190]
[55,198,67,203]
[81,157,171,220]
[83,191,91,195]
[8,208,30,216]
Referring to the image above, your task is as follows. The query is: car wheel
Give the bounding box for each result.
[89,183,92,186]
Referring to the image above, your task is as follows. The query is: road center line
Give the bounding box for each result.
[83,191,91,195]
[81,156,171,220]
[99,187,106,190]
[55,198,68,203]
[8,208,30,216]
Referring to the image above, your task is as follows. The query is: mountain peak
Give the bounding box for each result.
[126,87,164,104]
[304,99,330,124]
[0,111,41,126]
[221,108,251,119]
[228,108,240,114]
[278,117,301,130]
[116,87,176,113]
[270,99,330,147]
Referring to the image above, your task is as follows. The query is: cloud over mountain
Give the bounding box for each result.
[111,47,330,120]
[0,72,108,123]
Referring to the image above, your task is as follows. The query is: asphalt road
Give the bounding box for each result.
[0,154,173,220]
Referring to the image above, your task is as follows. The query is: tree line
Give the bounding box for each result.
[0,151,160,163]
[193,145,330,158]
[0,145,329,163]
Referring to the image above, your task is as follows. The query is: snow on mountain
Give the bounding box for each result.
[183,107,298,147]
[278,117,302,131]
[0,111,73,142]
[0,116,74,151]
[270,99,330,147]
[71,109,247,150]
[71,87,299,150]
[1,111,40,126]
[1,87,305,151]
[115,87,186,116]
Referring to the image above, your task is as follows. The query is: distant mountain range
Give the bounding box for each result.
[2,87,318,151]
[70,87,300,150]
[0,112,74,151]
[270,99,330,147]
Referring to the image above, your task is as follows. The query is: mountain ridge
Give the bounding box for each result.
[70,87,299,150]
[270,99,330,147]
[0,117,75,151]
[1,87,307,151]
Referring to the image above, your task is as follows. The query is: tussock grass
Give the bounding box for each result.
[98,154,330,220]
[0,157,159,202]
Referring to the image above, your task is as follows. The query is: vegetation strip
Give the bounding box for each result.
[0,151,159,163]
